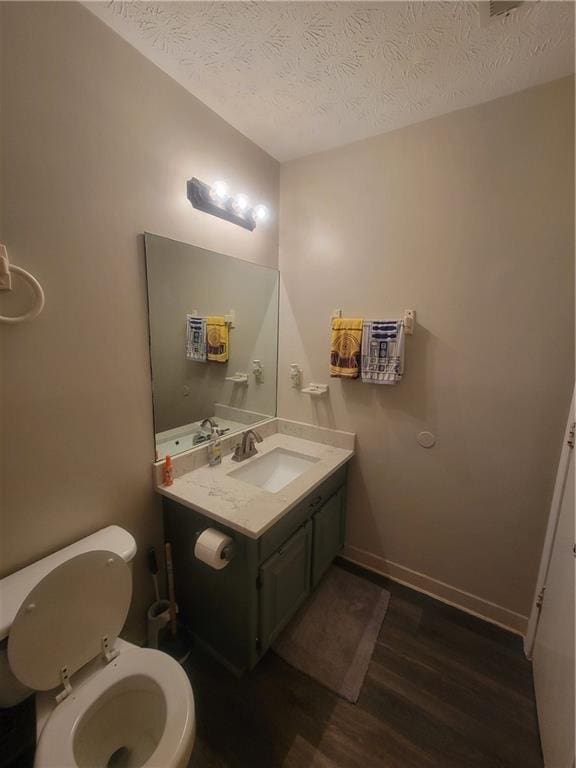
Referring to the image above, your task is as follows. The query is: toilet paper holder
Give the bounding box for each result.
[193,529,235,565]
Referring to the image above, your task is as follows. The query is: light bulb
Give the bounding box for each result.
[233,193,250,213]
[253,204,269,222]
[210,180,228,203]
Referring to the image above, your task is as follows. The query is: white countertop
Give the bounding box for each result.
[156,432,354,539]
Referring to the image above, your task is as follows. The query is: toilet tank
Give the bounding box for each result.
[0,526,137,708]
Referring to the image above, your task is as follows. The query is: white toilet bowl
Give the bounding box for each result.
[0,526,196,768]
[35,643,195,768]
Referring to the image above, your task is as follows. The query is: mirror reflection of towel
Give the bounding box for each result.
[330,318,363,378]
[206,316,229,362]
[185,315,206,362]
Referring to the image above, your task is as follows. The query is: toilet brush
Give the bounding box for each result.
[146,546,170,650]
[161,542,191,665]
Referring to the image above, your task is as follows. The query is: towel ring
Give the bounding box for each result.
[0,264,45,324]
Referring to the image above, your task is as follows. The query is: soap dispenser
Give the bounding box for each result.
[208,427,222,466]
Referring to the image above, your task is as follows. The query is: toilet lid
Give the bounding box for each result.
[8,551,132,691]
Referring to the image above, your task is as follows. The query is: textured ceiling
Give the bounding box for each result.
[86,1,575,161]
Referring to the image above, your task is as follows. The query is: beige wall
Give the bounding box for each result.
[0,2,279,637]
[278,77,574,631]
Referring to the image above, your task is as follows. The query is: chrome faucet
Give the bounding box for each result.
[200,417,217,431]
[231,429,263,462]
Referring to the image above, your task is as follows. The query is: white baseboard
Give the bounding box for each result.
[342,544,528,636]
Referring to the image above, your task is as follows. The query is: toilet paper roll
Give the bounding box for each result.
[194,528,233,570]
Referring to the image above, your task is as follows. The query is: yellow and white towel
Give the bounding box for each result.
[206,316,229,363]
[330,318,363,378]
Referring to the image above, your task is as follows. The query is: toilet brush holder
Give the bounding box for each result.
[147,599,171,649]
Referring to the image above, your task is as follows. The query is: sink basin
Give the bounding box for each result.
[228,447,320,493]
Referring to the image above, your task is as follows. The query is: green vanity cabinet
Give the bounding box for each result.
[162,463,348,675]
[258,520,313,653]
[311,486,346,587]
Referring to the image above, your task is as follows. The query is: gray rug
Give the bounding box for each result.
[272,566,390,703]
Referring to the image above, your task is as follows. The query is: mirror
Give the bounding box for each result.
[144,233,279,459]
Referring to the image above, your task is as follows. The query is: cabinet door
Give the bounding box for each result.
[259,521,312,653]
[312,488,345,587]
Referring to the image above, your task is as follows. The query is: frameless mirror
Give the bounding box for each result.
[144,233,279,459]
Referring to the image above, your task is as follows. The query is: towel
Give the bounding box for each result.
[206,316,229,362]
[330,318,363,378]
[185,315,206,362]
[361,320,405,384]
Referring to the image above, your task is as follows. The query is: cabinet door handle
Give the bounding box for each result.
[310,495,322,509]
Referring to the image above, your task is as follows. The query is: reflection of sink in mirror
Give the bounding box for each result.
[156,419,237,459]
[155,407,270,459]
[228,448,320,493]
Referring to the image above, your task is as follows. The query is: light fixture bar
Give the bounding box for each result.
[187,177,257,231]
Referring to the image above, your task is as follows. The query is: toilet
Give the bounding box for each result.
[0,526,195,768]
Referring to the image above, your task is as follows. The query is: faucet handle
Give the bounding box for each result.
[231,441,243,462]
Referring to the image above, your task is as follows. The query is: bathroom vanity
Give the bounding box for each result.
[155,422,354,674]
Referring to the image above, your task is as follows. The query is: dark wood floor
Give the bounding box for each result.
[185,560,543,768]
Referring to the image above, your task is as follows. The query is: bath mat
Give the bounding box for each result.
[272,566,390,703]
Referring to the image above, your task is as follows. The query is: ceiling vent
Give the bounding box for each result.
[479,1,524,25]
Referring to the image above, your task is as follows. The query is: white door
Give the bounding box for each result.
[532,409,575,768]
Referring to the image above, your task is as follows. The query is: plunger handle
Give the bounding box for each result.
[147,547,160,602]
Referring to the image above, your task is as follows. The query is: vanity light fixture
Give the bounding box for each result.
[232,193,250,214]
[253,204,269,223]
[187,177,269,231]
[209,180,229,203]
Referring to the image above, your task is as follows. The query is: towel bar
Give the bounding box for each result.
[330,308,415,334]
[189,308,236,328]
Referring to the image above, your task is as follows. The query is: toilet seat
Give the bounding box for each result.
[34,644,195,768]
[8,550,131,693]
